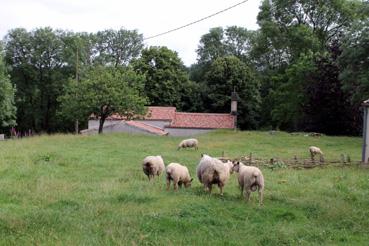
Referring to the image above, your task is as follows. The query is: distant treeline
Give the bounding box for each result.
[1,0,368,135]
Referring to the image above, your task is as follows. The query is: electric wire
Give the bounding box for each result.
[143,0,250,40]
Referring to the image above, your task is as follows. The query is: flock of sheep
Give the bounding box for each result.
[142,138,324,206]
[142,138,265,205]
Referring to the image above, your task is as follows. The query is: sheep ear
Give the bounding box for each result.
[201,153,204,157]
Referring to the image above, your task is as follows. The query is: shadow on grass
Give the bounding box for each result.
[187,186,243,203]
[114,193,157,204]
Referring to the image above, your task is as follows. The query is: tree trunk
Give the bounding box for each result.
[98,116,106,134]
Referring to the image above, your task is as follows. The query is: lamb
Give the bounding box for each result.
[177,138,199,150]
[166,163,193,191]
[309,146,324,162]
[142,155,165,181]
[232,161,264,205]
[196,154,234,195]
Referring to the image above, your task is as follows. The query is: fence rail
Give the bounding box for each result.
[217,153,365,169]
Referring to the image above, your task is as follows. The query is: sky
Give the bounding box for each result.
[0,0,261,66]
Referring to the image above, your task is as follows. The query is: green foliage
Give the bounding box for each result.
[94,28,144,67]
[270,53,315,130]
[58,66,147,133]
[204,56,261,129]
[0,131,366,244]
[339,19,369,105]
[3,27,145,133]
[0,44,16,129]
[197,26,256,65]
[133,46,197,110]
[4,27,69,132]
[303,46,356,135]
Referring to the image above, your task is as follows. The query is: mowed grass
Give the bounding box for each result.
[0,130,368,245]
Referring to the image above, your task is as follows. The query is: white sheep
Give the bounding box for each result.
[196,154,234,196]
[177,138,199,150]
[142,155,165,181]
[309,146,324,162]
[166,163,193,191]
[232,161,264,205]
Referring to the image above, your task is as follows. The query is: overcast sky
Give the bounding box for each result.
[0,0,261,66]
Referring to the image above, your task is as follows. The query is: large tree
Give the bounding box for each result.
[196,26,256,65]
[4,27,69,132]
[339,19,369,105]
[0,43,16,130]
[254,0,364,130]
[204,56,261,129]
[94,28,144,67]
[58,66,147,134]
[133,46,196,110]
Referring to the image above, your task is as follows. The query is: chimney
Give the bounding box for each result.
[231,88,239,130]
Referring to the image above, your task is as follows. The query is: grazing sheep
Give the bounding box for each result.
[166,163,193,191]
[232,161,264,205]
[309,146,324,162]
[142,155,165,181]
[196,154,234,195]
[177,138,199,150]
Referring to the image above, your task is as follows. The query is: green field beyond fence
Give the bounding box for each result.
[0,130,368,245]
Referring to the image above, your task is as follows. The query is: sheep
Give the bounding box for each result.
[142,155,165,181]
[232,161,264,205]
[177,138,199,150]
[196,154,234,196]
[309,146,324,162]
[166,163,193,191]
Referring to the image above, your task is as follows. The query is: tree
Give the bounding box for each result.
[4,27,70,132]
[196,26,256,65]
[133,46,195,110]
[58,66,147,134]
[94,28,144,67]
[204,56,261,129]
[0,43,16,129]
[303,48,354,135]
[340,19,369,106]
[269,53,314,130]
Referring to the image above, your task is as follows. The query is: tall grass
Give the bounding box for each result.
[0,131,368,245]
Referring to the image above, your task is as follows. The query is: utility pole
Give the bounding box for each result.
[75,46,79,134]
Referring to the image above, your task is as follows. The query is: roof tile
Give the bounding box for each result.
[170,112,235,129]
[126,121,169,136]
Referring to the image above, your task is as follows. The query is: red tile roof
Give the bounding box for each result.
[105,107,176,121]
[169,112,235,129]
[145,107,176,121]
[103,106,234,129]
[126,121,169,136]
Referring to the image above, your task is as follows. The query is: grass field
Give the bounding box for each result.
[0,130,368,245]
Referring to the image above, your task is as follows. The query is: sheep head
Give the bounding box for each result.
[185,178,194,188]
[232,161,241,173]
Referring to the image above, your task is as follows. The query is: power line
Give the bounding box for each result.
[143,0,250,41]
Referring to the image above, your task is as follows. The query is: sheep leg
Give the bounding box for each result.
[174,182,178,191]
[259,189,264,206]
[166,178,171,191]
[208,184,213,194]
[218,183,224,196]
[244,187,251,202]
